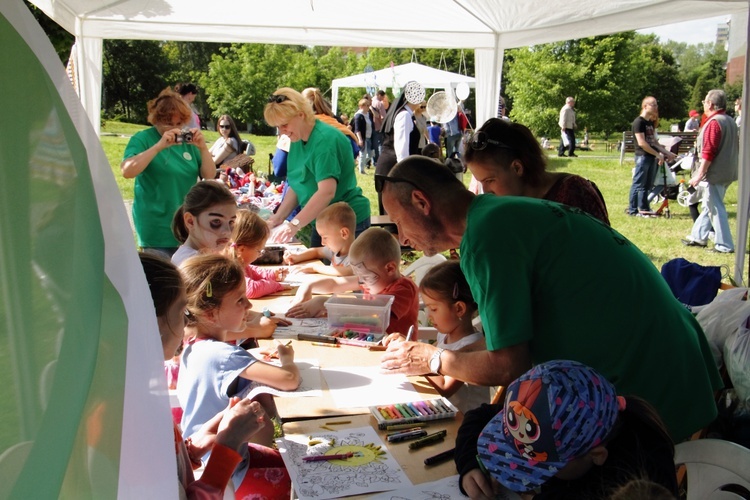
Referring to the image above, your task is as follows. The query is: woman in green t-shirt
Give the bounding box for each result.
[121,88,217,255]
[263,87,370,247]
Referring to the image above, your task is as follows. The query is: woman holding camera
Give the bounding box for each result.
[121,87,216,256]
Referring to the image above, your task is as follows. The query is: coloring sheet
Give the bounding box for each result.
[272,318,328,339]
[277,426,411,499]
[240,357,322,399]
[321,366,424,408]
[369,474,521,500]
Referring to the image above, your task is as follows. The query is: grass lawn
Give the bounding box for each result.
[100,121,746,284]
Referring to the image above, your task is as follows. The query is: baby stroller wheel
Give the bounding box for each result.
[677,190,692,208]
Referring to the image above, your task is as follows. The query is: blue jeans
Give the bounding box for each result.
[627,154,657,213]
[690,183,733,251]
[310,217,371,248]
[371,131,383,163]
[445,134,462,158]
[358,137,372,173]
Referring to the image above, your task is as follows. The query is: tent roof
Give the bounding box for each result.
[332,63,475,91]
[31,0,748,49]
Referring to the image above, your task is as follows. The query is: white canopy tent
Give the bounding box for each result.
[24,0,750,296]
[330,62,476,114]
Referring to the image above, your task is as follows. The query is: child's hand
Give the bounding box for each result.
[215,398,267,453]
[274,267,288,281]
[283,250,298,265]
[296,264,317,274]
[461,469,499,500]
[275,341,295,363]
[286,296,328,318]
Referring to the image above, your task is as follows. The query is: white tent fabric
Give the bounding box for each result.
[330,62,475,113]
[23,1,750,297]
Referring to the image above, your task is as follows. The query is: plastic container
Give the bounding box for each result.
[324,293,394,337]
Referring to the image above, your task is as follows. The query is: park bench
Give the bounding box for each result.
[619,130,698,164]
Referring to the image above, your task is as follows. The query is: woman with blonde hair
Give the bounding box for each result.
[263,87,371,247]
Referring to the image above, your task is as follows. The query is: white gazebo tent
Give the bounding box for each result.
[5,0,750,496]
[330,62,476,114]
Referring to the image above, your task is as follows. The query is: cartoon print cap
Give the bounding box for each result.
[403,81,426,105]
[689,110,699,117]
[476,360,622,493]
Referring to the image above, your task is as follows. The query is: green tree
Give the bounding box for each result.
[506,33,687,138]
[24,1,73,63]
[102,40,173,123]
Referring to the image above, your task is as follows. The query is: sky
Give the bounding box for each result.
[636,15,730,45]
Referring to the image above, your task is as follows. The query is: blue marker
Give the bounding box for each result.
[262,307,271,318]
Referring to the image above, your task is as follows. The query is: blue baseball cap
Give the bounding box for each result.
[476,360,623,493]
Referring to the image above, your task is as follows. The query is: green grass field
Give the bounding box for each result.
[100,121,745,283]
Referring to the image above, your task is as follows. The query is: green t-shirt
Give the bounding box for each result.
[286,120,370,225]
[123,127,202,248]
[460,195,722,441]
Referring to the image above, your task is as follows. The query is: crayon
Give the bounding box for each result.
[368,345,387,351]
[408,430,447,450]
[409,402,427,416]
[389,405,404,419]
[424,448,455,466]
[387,429,428,443]
[377,416,423,430]
[378,407,391,419]
[417,401,434,415]
[424,400,440,414]
[407,402,422,417]
[325,420,351,425]
[386,422,428,431]
[381,406,397,419]
[302,451,360,462]
[386,427,424,438]
[311,342,340,348]
[397,403,416,418]
[298,333,337,344]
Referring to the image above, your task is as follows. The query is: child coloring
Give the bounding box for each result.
[139,252,277,499]
[177,254,299,496]
[171,180,238,267]
[286,227,420,338]
[283,201,356,276]
[455,360,678,500]
[419,260,488,414]
[227,209,290,299]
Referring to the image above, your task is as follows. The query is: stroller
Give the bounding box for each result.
[648,136,694,218]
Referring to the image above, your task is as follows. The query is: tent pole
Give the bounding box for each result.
[735,8,750,286]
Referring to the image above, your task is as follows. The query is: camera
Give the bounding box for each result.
[176,127,193,144]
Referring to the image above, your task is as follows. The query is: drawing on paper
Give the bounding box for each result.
[278,426,412,499]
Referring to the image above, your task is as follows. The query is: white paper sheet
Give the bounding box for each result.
[272,318,328,339]
[321,365,424,408]
[240,356,323,398]
[278,426,411,499]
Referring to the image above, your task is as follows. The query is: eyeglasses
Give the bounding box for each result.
[219,125,230,129]
[374,174,423,194]
[467,131,512,151]
[268,94,289,104]
[420,105,427,109]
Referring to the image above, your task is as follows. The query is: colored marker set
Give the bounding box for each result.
[370,397,459,430]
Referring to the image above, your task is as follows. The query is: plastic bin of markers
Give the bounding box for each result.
[323,293,394,347]
[370,397,460,429]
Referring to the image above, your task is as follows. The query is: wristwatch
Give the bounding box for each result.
[429,348,445,374]
[288,218,300,228]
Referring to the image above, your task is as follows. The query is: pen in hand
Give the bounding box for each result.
[405,325,414,342]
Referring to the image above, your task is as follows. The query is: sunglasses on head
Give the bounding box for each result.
[467,131,512,151]
[374,174,423,194]
[268,94,289,104]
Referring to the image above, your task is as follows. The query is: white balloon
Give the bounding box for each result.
[456,82,470,101]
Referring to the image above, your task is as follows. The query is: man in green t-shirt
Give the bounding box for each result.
[379,156,721,441]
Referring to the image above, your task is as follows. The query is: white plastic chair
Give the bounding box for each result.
[675,438,750,499]
[403,254,447,287]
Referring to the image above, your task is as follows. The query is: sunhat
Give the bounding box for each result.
[403,81,426,105]
[476,360,624,493]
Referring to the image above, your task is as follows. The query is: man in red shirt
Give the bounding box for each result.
[682,89,739,253]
